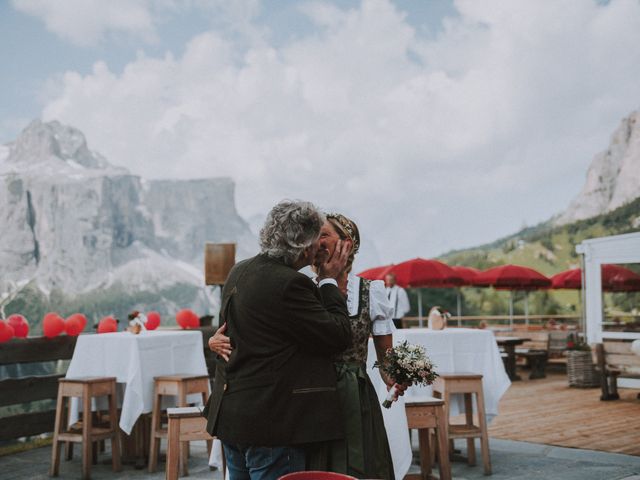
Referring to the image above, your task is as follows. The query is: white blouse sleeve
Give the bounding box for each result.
[368,279,394,336]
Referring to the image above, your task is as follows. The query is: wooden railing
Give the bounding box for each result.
[0,335,76,441]
[401,314,582,329]
[0,327,216,443]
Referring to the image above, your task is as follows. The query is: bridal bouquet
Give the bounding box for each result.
[374,341,439,408]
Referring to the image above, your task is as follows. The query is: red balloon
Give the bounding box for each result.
[0,321,15,342]
[43,313,65,338]
[145,311,161,330]
[66,313,87,333]
[64,317,83,336]
[97,316,118,334]
[176,309,199,329]
[7,314,29,338]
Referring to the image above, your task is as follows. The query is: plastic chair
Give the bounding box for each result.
[278,472,357,480]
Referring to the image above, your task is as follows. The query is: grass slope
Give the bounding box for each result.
[411,197,640,319]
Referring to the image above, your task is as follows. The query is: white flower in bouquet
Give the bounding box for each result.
[374,340,438,408]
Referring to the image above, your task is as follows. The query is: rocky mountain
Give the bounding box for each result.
[0,120,257,325]
[556,109,640,224]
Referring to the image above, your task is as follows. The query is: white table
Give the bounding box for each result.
[66,330,208,434]
[366,327,511,479]
[392,328,511,417]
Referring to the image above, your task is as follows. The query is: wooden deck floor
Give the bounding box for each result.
[488,370,640,456]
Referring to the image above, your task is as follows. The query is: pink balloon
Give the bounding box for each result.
[97,316,118,334]
[43,313,65,338]
[7,314,29,338]
[64,317,83,336]
[66,313,87,333]
[176,309,199,329]
[0,321,15,342]
[145,311,161,330]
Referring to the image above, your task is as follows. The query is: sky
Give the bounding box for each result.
[1,0,640,269]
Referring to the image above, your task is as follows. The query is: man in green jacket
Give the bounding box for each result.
[205,200,352,479]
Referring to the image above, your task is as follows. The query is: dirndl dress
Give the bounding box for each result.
[307,278,395,479]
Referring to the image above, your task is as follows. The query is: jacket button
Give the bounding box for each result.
[223,383,227,391]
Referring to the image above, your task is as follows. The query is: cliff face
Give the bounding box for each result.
[557,110,640,224]
[0,120,256,320]
[145,178,256,265]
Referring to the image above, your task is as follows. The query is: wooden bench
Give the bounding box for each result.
[596,340,640,401]
[499,330,571,379]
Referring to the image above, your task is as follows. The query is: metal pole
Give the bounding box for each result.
[580,255,586,336]
[509,290,514,329]
[524,291,529,327]
[418,289,424,328]
[457,288,462,327]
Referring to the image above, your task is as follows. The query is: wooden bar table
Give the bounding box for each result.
[495,337,528,381]
[65,330,209,467]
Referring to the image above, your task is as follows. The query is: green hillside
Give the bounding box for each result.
[407,197,640,319]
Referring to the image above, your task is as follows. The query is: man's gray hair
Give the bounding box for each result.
[260,200,325,266]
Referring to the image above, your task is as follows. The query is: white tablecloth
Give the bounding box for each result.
[366,341,412,480]
[65,330,208,434]
[366,327,511,479]
[391,328,511,417]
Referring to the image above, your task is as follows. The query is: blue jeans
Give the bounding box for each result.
[222,443,306,480]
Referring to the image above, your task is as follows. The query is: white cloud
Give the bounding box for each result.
[11,0,160,46]
[39,0,640,263]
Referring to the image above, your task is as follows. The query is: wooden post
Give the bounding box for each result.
[204,243,236,286]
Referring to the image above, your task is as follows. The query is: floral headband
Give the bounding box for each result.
[326,213,360,255]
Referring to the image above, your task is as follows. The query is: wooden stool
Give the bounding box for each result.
[404,396,451,480]
[166,406,225,480]
[432,373,491,475]
[50,377,121,480]
[148,374,210,474]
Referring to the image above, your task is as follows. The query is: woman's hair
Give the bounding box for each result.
[260,200,325,266]
[326,213,360,274]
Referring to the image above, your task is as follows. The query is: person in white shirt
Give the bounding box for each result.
[384,273,411,329]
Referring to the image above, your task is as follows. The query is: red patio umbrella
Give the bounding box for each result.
[388,258,463,288]
[451,266,481,286]
[475,264,551,327]
[604,265,640,291]
[357,264,394,281]
[550,268,582,289]
[386,258,463,326]
[450,266,482,324]
[551,265,640,291]
[475,264,551,289]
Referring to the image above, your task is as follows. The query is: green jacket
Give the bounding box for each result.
[204,253,352,446]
